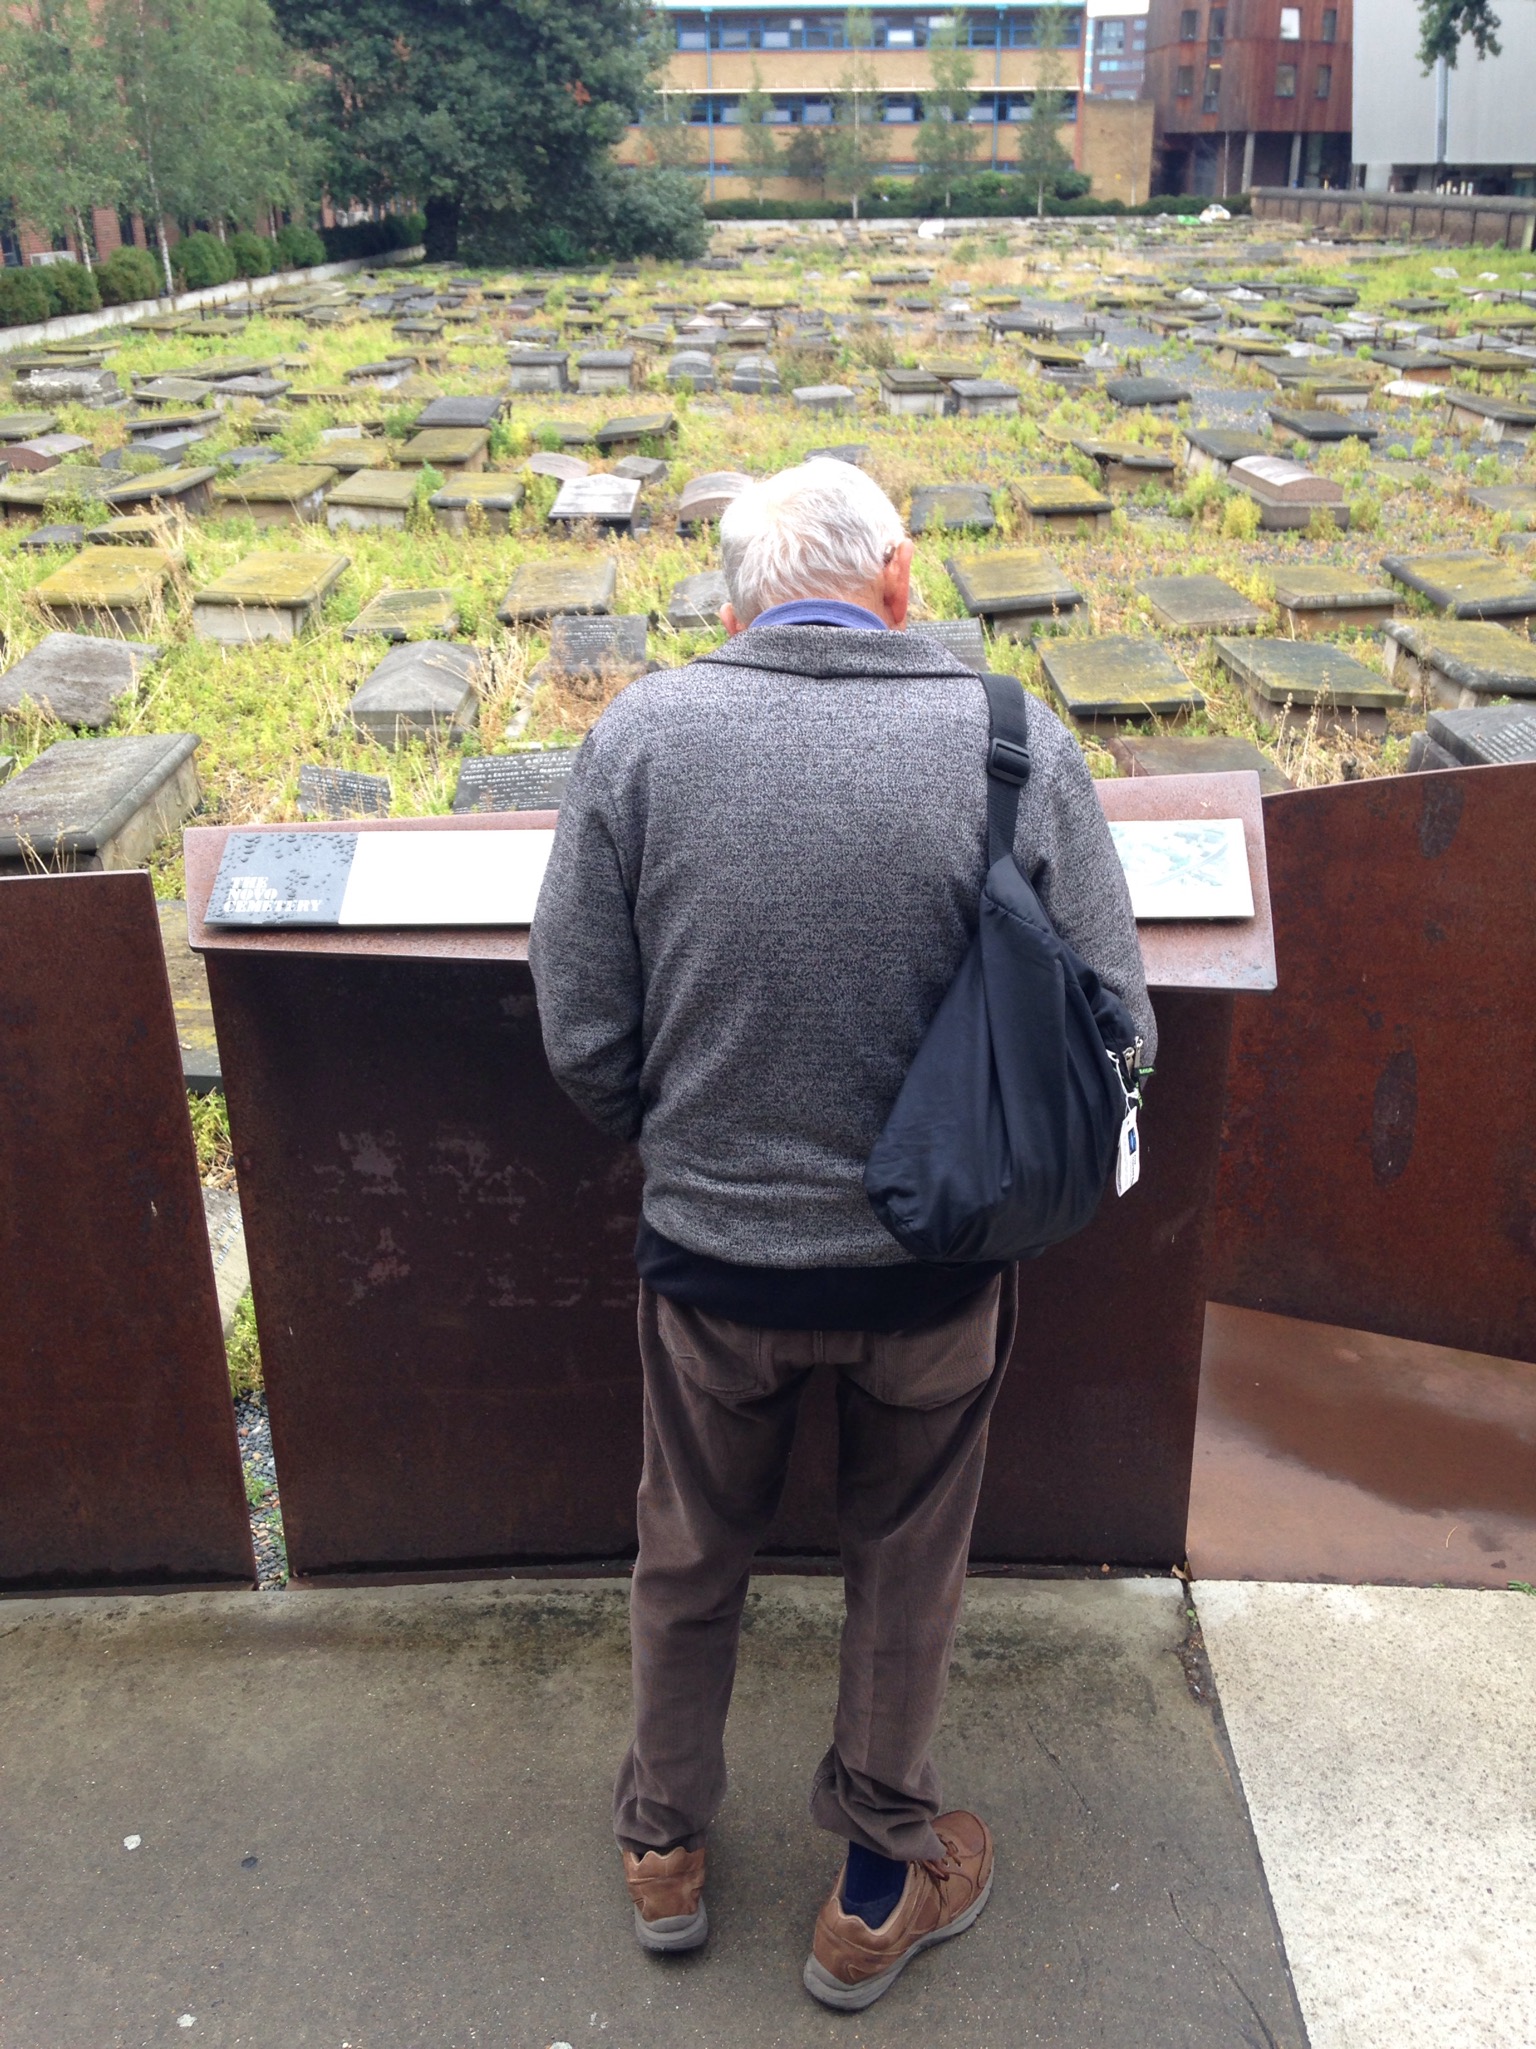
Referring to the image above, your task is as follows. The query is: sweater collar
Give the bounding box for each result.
[749,598,889,633]
[699,622,976,682]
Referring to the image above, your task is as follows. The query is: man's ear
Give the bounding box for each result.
[882,538,915,629]
[721,602,745,636]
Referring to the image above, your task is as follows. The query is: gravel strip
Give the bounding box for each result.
[235,1394,286,1587]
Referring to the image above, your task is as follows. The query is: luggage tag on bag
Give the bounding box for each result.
[1115,1098,1141,1197]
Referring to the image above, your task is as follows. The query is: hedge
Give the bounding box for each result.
[97,245,164,305]
[0,269,53,327]
[318,214,424,262]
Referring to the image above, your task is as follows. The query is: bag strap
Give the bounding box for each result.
[981,672,1032,868]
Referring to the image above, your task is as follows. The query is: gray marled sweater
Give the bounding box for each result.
[528,624,1155,1269]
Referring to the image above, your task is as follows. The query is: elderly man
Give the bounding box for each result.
[528,460,1153,2010]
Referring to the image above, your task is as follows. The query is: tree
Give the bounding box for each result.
[635,12,699,170]
[827,7,881,221]
[273,0,655,261]
[0,0,130,268]
[1418,0,1504,64]
[736,64,783,199]
[784,122,832,194]
[916,14,978,211]
[1015,3,1073,219]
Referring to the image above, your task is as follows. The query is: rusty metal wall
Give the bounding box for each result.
[1211,763,1536,1367]
[0,872,254,1590]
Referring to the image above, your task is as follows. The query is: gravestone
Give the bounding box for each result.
[1465,483,1536,523]
[666,569,729,629]
[1269,565,1398,635]
[106,466,217,519]
[414,394,504,430]
[907,617,988,671]
[212,376,290,405]
[498,557,617,624]
[806,445,869,466]
[593,413,677,450]
[575,350,636,395]
[131,376,213,407]
[429,475,525,535]
[728,358,780,394]
[545,613,648,677]
[0,732,200,876]
[349,642,481,747]
[0,414,59,443]
[1229,456,1348,530]
[1214,637,1406,737]
[1105,376,1190,409]
[949,379,1020,417]
[0,468,120,522]
[1443,391,1536,444]
[344,589,459,642]
[1268,406,1379,445]
[611,454,669,487]
[315,438,391,472]
[526,452,589,482]
[210,463,337,527]
[1382,618,1536,707]
[1380,550,1536,620]
[7,433,91,471]
[18,524,85,553]
[667,352,717,391]
[1182,425,1270,478]
[1139,575,1267,634]
[325,470,420,532]
[191,550,349,645]
[909,485,995,535]
[156,899,222,1092]
[345,359,415,390]
[29,548,171,636]
[506,350,571,394]
[1106,731,1293,794]
[0,633,162,729]
[793,385,855,412]
[879,368,948,417]
[296,765,391,820]
[399,428,490,476]
[452,747,577,814]
[946,550,1082,628]
[1427,703,1536,765]
[677,471,751,529]
[1014,476,1113,532]
[1037,635,1205,730]
[547,474,641,531]
[1066,437,1178,490]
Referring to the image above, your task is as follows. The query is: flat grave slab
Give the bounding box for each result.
[908,616,988,670]
[1269,406,1380,445]
[5,433,91,471]
[211,464,337,527]
[946,549,1082,623]
[1214,636,1406,737]
[0,468,122,522]
[343,589,459,642]
[592,413,677,450]
[950,379,1019,416]
[1268,564,1398,635]
[1014,475,1113,531]
[1229,456,1348,530]
[325,470,420,532]
[1105,376,1190,409]
[1443,391,1536,443]
[1427,703,1536,765]
[574,350,636,394]
[18,524,86,553]
[191,550,349,645]
[29,547,172,636]
[1383,618,1536,707]
[611,454,669,487]
[314,438,392,472]
[399,428,490,475]
[793,384,855,412]
[1106,731,1294,794]
[1464,483,1536,524]
[452,747,577,814]
[349,641,481,747]
[429,474,525,534]
[1380,550,1536,620]
[547,474,641,531]
[666,568,729,629]
[1139,575,1267,634]
[879,367,947,416]
[525,452,589,481]
[105,465,217,518]
[1182,425,1271,477]
[677,471,751,529]
[498,557,617,624]
[0,414,59,443]
[296,765,391,820]
[0,732,200,875]
[1064,437,1177,489]
[1037,634,1205,730]
[130,376,212,406]
[0,632,162,729]
[506,351,570,393]
[413,395,504,430]
[909,485,995,534]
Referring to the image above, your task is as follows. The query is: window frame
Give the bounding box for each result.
[1314,61,1332,97]
[1275,60,1298,97]
[1179,8,1199,39]
[1321,7,1338,40]
[1279,6,1301,40]
[1175,62,1195,95]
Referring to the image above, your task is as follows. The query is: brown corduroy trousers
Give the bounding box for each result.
[613,1270,1016,1865]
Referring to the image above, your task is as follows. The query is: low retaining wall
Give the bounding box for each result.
[1251,187,1536,252]
[0,246,425,357]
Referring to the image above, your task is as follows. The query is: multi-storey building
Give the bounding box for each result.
[1352,0,1536,197]
[1086,0,1149,98]
[1142,0,1351,197]
[619,3,1105,200]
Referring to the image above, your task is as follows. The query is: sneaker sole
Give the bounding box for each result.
[634,1902,709,1954]
[801,1871,994,2012]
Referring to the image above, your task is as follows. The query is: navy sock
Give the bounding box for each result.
[841,1843,907,1929]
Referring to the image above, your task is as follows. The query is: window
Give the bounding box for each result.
[801,97,833,122]
[882,97,918,121]
[762,24,792,46]
[1321,7,1337,38]
[1315,61,1332,95]
[1099,19,1126,53]
[967,95,996,120]
[1176,62,1194,94]
[1208,6,1225,50]
[1201,61,1221,110]
[1275,61,1297,95]
[718,21,752,48]
[1279,6,1301,38]
[676,19,708,49]
[1179,8,1199,38]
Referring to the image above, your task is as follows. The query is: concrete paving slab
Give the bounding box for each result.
[1197,1583,1536,2049]
[0,1576,1304,2049]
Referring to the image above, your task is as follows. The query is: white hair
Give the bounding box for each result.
[718,461,907,621]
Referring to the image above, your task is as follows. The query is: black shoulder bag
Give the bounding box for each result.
[863,674,1143,1264]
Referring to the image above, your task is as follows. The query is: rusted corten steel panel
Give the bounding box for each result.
[0,871,254,1591]
[1211,764,1536,1366]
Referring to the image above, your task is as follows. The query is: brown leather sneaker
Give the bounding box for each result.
[803,1812,993,2011]
[621,1843,709,1953]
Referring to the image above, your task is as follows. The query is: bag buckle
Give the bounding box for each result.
[987,737,1031,786]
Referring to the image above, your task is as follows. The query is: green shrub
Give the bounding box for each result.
[0,268,52,327]
[604,168,709,262]
[37,260,101,315]
[274,223,326,269]
[228,230,275,278]
[173,230,238,290]
[97,244,163,305]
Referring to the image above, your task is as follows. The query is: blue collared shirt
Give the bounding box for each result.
[748,598,888,632]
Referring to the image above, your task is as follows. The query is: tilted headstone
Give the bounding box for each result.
[546,613,648,676]
[1182,425,1270,477]
[678,471,751,529]
[296,764,391,819]
[547,474,641,530]
[0,632,162,729]
[344,588,460,642]
[526,452,590,481]
[666,569,729,630]
[452,748,577,814]
[349,641,481,747]
[907,617,988,671]
[593,412,677,449]
[1427,703,1536,765]
[18,523,86,553]
[612,454,669,487]
[498,557,617,624]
